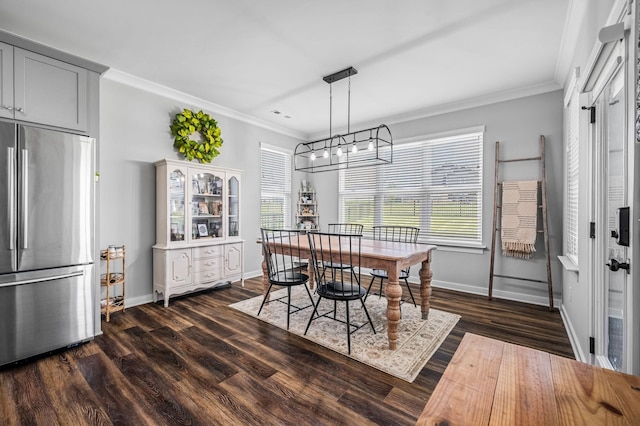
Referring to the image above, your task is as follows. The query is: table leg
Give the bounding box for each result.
[420,253,433,320]
[307,259,315,290]
[261,259,270,304]
[385,265,402,350]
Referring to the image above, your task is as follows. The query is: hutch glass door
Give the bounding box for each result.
[228,175,239,237]
[169,169,186,242]
[191,171,224,241]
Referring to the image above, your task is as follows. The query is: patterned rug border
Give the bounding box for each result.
[229,286,460,382]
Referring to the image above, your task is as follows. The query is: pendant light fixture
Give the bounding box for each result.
[294,66,393,173]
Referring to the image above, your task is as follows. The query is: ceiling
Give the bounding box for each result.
[0,0,570,139]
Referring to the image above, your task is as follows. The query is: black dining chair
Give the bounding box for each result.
[323,223,364,284]
[366,226,420,307]
[258,228,315,330]
[305,231,375,354]
[326,223,364,235]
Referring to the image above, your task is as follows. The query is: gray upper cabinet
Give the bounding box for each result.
[0,42,13,121]
[0,42,88,132]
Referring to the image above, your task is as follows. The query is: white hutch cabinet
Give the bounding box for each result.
[153,159,243,307]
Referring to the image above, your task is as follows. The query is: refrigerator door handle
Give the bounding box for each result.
[21,149,28,249]
[7,147,15,250]
[0,270,84,289]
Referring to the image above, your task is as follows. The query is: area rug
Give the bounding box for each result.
[229,286,460,382]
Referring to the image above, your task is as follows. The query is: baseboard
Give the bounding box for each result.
[406,277,562,308]
[560,304,586,362]
[244,269,263,279]
[126,293,155,308]
[286,266,562,308]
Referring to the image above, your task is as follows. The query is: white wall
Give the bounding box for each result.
[309,90,564,306]
[99,79,301,306]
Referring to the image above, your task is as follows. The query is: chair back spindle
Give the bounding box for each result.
[326,223,364,235]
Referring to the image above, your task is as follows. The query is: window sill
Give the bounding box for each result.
[558,255,579,276]
[427,243,486,255]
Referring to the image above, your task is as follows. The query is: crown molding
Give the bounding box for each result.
[105,68,560,144]
[309,80,561,140]
[102,68,307,140]
[554,0,588,87]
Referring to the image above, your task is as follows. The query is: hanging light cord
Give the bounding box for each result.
[329,83,333,137]
[348,75,351,134]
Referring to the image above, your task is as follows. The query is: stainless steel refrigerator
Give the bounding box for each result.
[0,121,95,367]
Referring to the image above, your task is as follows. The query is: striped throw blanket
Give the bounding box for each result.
[501,180,538,259]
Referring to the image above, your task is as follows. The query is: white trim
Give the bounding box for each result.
[244,269,263,280]
[426,279,561,309]
[393,125,486,147]
[558,255,579,273]
[259,142,293,155]
[605,0,633,26]
[560,304,586,362]
[103,68,307,140]
[555,0,589,86]
[563,67,580,107]
[595,354,616,369]
[430,244,486,255]
[126,294,154,308]
[308,82,558,141]
[581,40,623,94]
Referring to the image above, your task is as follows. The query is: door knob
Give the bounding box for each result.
[2,105,13,111]
[606,259,630,273]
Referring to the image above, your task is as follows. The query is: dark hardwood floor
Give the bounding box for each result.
[0,277,573,425]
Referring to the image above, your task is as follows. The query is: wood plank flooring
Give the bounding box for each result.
[0,277,574,425]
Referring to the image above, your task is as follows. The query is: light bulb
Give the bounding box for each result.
[310,152,316,161]
[368,139,374,151]
[323,148,329,158]
[351,143,358,154]
[336,146,343,156]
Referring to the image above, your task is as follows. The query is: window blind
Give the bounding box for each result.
[339,131,483,245]
[260,145,292,229]
[566,89,579,263]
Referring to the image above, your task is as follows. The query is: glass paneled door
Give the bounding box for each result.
[190,170,224,241]
[168,169,186,242]
[228,175,239,237]
[596,67,629,371]
[604,69,627,371]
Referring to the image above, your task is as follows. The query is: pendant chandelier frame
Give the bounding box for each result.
[294,66,393,173]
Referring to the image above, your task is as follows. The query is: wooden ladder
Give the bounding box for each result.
[488,135,553,309]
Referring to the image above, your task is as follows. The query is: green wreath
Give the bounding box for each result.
[170,108,223,163]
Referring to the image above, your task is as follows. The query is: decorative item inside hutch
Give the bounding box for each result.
[191,173,224,239]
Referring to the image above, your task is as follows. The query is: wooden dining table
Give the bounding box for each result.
[260,235,437,350]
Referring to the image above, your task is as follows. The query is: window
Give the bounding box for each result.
[339,129,483,245]
[260,144,292,229]
[565,81,580,264]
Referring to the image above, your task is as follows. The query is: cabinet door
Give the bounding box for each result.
[168,250,192,287]
[189,167,224,242]
[224,243,242,276]
[168,167,187,244]
[227,173,240,237]
[0,43,13,120]
[14,49,87,131]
